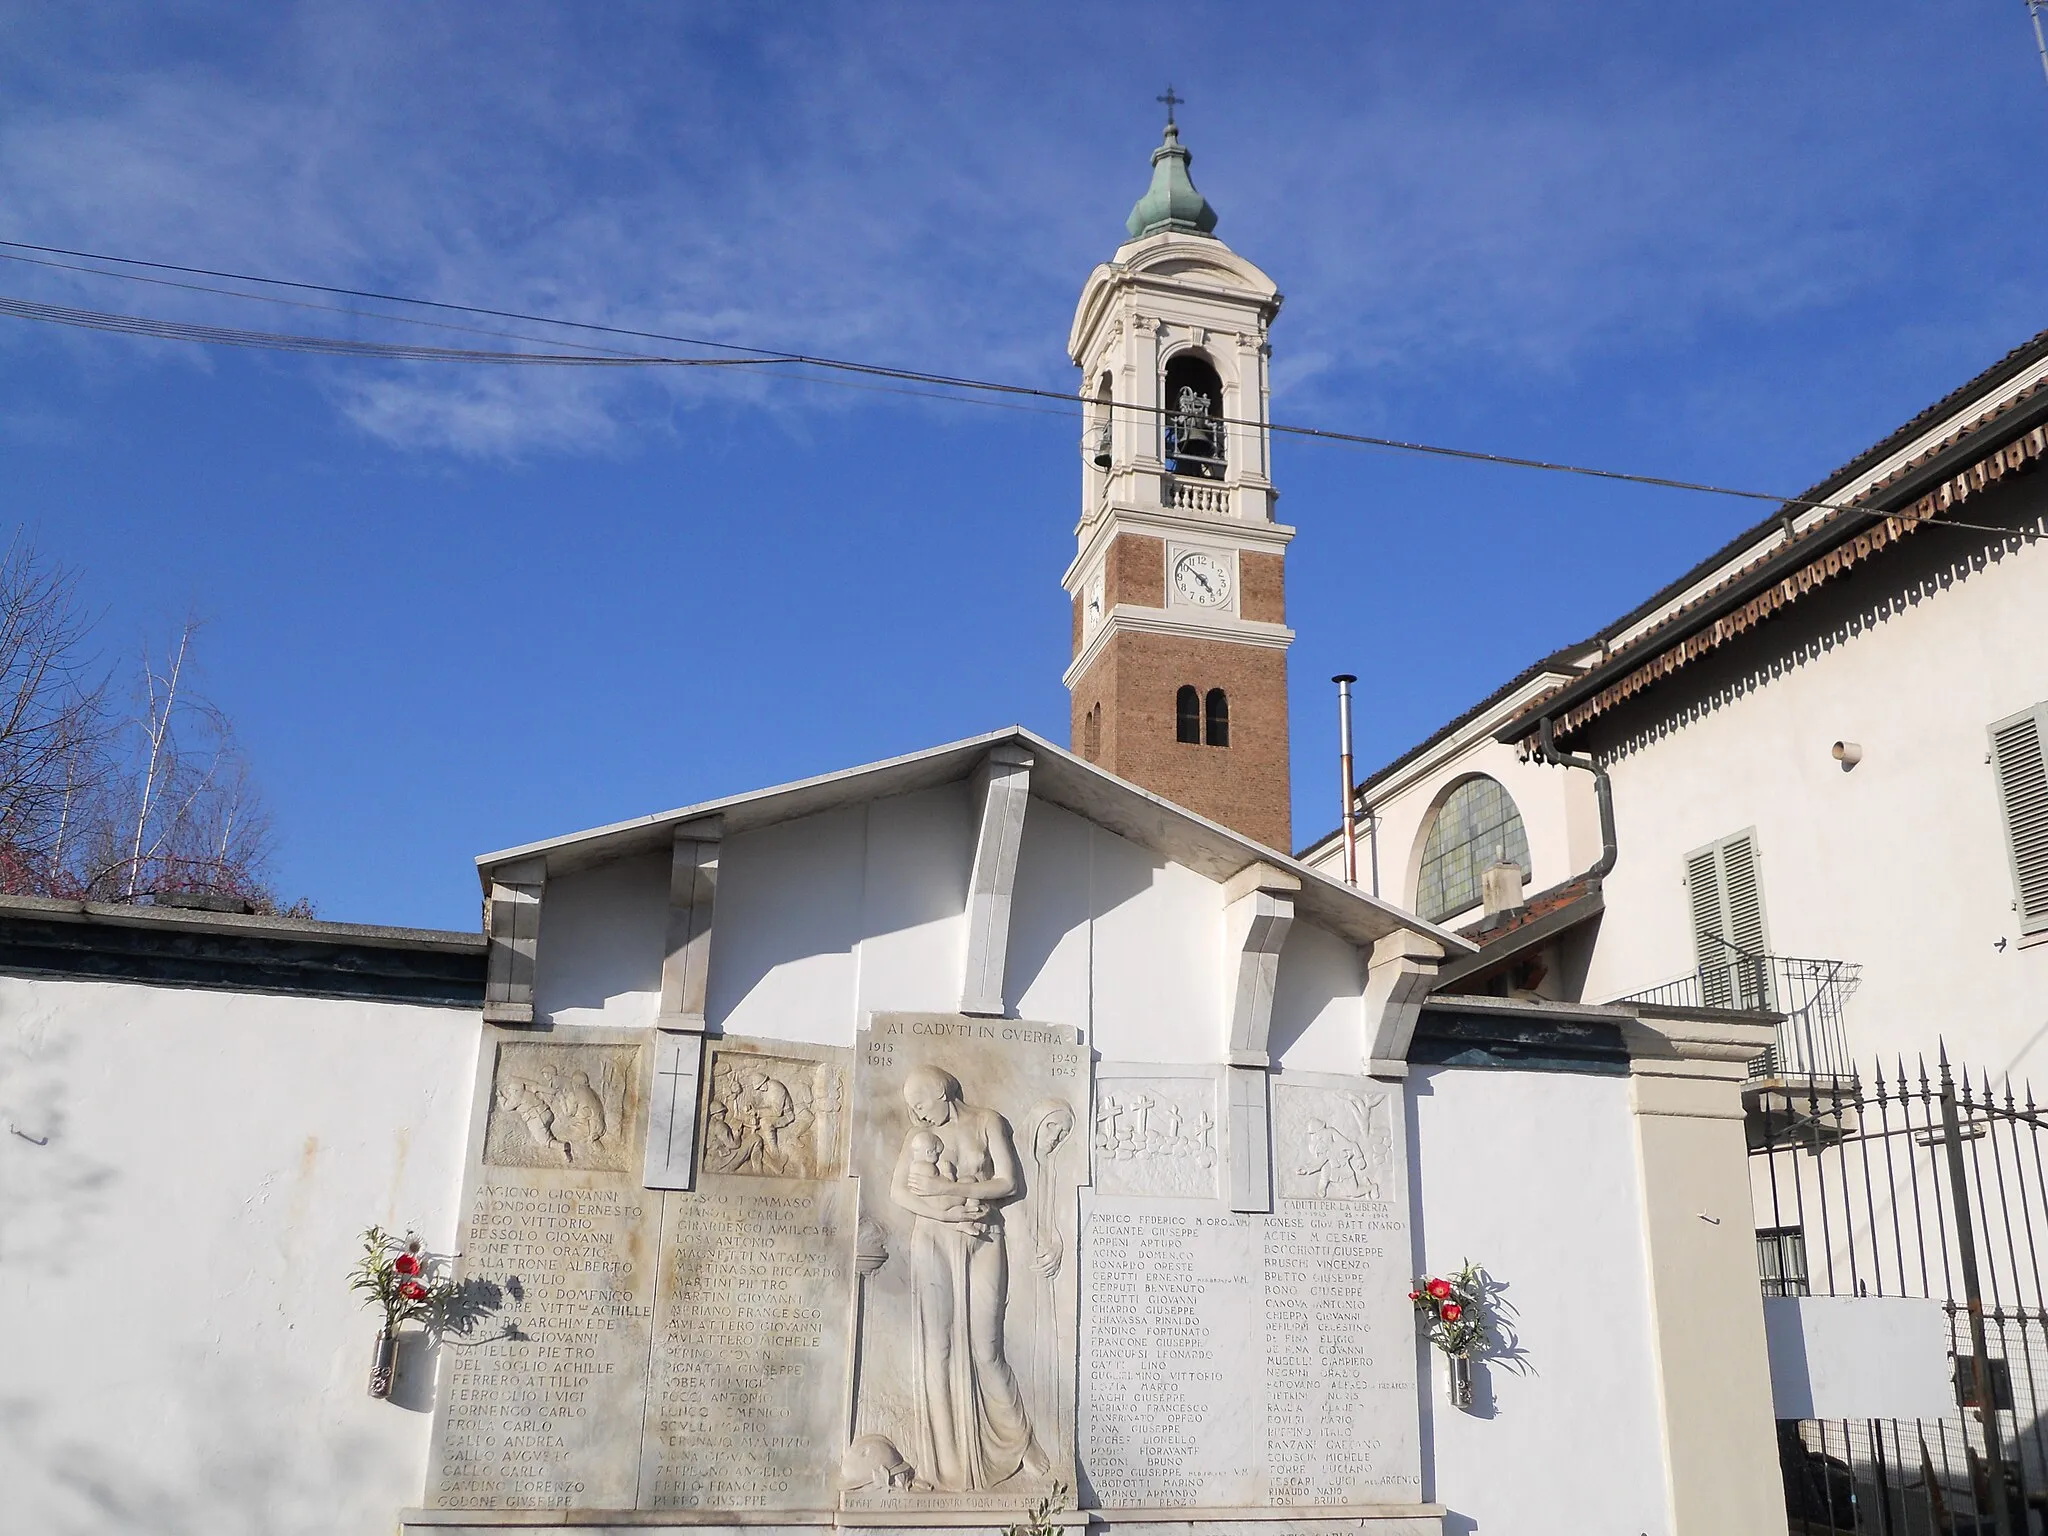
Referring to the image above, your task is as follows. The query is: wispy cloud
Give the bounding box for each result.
[0,2,2014,457]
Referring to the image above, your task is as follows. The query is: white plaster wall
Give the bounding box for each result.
[853,782,973,1021]
[1407,1065,1672,1535]
[1590,530,2048,1077]
[533,790,1335,1068]
[1004,795,1095,1027]
[0,975,481,1536]
[706,803,868,1043]
[1085,820,1225,1062]
[1268,917,1365,1075]
[534,851,665,1028]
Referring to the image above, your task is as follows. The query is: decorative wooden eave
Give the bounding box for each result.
[1499,378,2048,749]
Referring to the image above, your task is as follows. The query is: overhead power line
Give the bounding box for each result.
[0,236,2037,542]
[0,294,788,368]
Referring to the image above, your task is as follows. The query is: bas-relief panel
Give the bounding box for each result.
[700,1041,848,1180]
[1271,1082,1394,1203]
[1094,1067,1221,1200]
[846,1012,1088,1512]
[483,1041,637,1172]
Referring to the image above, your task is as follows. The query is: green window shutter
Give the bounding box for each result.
[1687,830,1772,1010]
[1686,845,1731,1008]
[1990,706,2048,937]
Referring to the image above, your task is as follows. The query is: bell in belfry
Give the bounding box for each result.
[1171,385,1219,466]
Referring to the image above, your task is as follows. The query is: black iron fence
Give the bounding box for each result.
[1754,1054,2048,1534]
[1620,937,1860,1081]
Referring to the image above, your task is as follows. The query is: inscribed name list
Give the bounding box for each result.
[639,1179,856,1508]
[1079,1200,1260,1509]
[1078,1072,1420,1510]
[639,1039,855,1510]
[428,1036,655,1512]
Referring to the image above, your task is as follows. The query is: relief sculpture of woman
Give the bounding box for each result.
[889,1065,1050,1492]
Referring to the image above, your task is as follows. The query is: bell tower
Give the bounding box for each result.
[1064,110,1294,850]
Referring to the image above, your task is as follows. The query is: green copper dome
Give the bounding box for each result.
[1125,122,1218,240]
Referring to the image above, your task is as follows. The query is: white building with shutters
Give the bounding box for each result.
[1301,326,2048,1083]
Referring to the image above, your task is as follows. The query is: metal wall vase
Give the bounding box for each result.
[369,1329,399,1399]
[1448,1354,1474,1411]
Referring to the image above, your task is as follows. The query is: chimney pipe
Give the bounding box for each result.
[1333,675,1359,887]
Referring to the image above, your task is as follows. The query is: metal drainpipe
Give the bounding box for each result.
[1535,716,1618,882]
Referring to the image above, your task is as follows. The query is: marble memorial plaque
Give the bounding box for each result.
[1093,1066,1222,1200]
[427,1029,656,1511]
[1079,1198,1262,1508]
[1265,1071,1419,1506]
[1078,1068,1420,1511]
[637,1038,855,1509]
[844,1013,1088,1511]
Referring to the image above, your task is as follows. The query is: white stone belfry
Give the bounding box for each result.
[1062,132,1296,681]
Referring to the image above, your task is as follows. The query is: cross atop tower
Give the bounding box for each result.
[1156,85,1184,126]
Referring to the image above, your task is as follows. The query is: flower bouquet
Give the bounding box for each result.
[1410,1261,1488,1409]
[350,1225,449,1398]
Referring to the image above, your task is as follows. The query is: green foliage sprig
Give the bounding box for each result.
[1005,1481,1068,1536]
[349,1225,449,1334]
[1410,1260,1489,1359]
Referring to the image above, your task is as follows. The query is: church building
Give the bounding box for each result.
[0,119,1790,1536]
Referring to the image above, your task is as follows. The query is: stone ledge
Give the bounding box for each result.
[400,1511,1444,1536]
[0,895,485,1005]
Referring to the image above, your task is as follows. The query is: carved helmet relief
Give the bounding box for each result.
[482,1041,634,1173]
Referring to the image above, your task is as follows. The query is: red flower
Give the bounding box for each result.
[1408,1290,1422,1302]
[393,1252,421,1276]
[1440,1302,1463,1323]
[1426,1278,1453,1300]
[399,1279,429,1302]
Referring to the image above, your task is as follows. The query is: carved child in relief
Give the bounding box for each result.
[905,1129,957,1185]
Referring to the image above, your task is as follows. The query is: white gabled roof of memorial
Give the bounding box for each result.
[476,726,1474,956]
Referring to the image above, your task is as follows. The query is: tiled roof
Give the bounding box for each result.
[1457,871,1601,947]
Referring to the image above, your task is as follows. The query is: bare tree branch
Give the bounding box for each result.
[0,537,300,913]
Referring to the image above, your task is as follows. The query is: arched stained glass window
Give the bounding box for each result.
[1415,776,1530,923]
[1176,686,1201,744]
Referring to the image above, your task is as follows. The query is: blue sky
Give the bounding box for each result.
[3,2,2044,927]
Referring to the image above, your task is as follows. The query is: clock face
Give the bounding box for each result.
[1173,550,1232,609]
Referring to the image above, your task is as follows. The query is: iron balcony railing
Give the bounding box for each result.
[1616,936,1861,1081]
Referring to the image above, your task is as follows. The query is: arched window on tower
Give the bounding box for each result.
[1162,353,1225,481]
[1205,688,1230,747]
[1176,686,1201,744]
[1415,776,1531,923]
[1083,702,1102,761]
[1085,374,1114,474]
